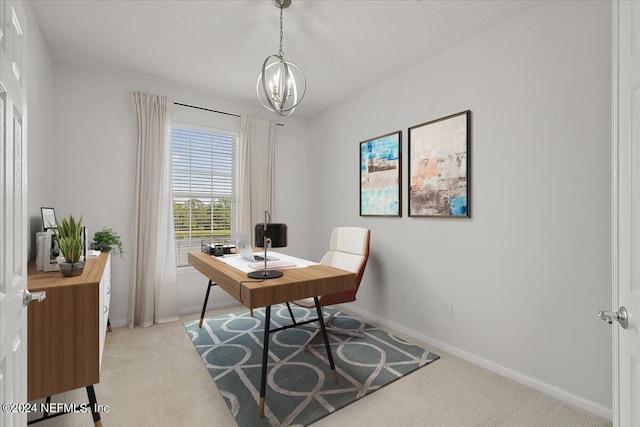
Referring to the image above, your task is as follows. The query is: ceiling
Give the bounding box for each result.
[29,0,536,118]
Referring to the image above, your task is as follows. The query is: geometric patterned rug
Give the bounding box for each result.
[184,304,439,427]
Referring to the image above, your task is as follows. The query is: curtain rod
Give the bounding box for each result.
[174,102,284,127]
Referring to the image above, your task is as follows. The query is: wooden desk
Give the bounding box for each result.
[188,251,357,416]
[27,253,111,426]
[188,251,356,309]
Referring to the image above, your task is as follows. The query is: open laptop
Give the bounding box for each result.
[236,233,278,262]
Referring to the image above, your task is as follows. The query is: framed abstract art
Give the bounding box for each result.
[408,111,470,218]
[360,131,402,216]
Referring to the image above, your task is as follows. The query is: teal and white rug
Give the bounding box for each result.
[184,304,439,427]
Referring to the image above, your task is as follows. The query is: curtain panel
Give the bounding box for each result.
[237,115,277,243]
[128,91,180,328]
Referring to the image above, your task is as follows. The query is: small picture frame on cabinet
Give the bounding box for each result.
[41,207,57,231]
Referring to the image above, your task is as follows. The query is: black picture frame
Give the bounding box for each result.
[408,110,471,218]
[359,130,402,217]
[41,207,57,230]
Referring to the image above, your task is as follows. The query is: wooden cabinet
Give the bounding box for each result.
[27,253,111,401]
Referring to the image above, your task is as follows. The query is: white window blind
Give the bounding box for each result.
[172,124,237,266]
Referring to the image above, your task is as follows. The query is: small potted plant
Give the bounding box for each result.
[92,227,124,258]
[55,214,85,277]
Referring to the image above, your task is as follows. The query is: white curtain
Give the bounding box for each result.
[237,115,277,242]
[128,92,180,328]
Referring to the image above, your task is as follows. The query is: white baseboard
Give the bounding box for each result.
[108,301,240,329]
[341,303,613,422]
[109,318,127,328]
[179,300,241,317]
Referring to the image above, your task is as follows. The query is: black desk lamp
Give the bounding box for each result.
[248,211,287,279]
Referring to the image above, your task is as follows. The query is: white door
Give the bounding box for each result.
[611,0,640,425]
[0,1,28,426]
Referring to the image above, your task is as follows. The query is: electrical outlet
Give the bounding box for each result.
[400,294,406,304]
[443,304,453,318]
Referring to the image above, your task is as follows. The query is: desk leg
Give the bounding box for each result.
[314,297,339,384]
[285,302,297,325]
[259,305,272,417]
[199,280,216,328]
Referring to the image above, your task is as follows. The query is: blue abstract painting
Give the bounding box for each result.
[360,131,401,216]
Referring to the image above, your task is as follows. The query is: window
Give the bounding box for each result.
[172,124,237,266]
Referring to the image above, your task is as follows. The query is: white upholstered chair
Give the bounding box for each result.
[290,227,370,348]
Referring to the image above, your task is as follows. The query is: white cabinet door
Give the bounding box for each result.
[99,254,111,370]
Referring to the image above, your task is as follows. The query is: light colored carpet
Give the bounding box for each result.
[29,304,611,427]
[185,305,440,426]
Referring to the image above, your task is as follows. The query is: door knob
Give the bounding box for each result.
[23,289,46,306]
[598,306,628,329]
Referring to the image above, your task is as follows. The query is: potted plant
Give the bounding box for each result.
[55,214,85,277]
[92,227,124,258]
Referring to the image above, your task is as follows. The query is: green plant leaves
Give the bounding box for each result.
[55,214,83,240]
[93,227,124,258]
[55,214,83,263]
[58,237,82,263]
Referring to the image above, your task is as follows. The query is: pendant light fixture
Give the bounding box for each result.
[256,0,306,116]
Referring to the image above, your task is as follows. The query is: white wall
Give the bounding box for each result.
[24,1,53,261]
[308,0,612,419]
[27,61,309,328]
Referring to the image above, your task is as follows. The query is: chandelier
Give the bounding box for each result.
[256,0,306,116]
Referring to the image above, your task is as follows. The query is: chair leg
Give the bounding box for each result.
[302,311,332,349]
[303,328,322,350]
[324,313,364,338]
[302,312,364,349]
[324,312,335,326]
[325,326,364,338]
[199,280,215,328]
